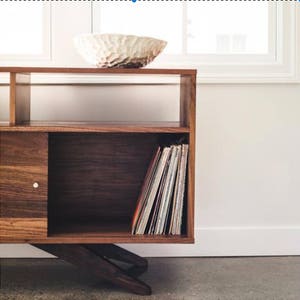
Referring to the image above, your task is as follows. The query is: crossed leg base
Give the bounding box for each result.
[32,244,151,295]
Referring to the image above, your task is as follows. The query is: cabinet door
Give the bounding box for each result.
[0,132,48,241]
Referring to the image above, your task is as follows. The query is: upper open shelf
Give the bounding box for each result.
[2,67,196,133]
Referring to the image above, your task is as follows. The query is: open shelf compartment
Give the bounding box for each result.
[48,132,191,243]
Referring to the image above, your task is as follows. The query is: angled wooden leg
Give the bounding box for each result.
[32,244,151,295]
[86,244,147,267]
[86,244,148,277]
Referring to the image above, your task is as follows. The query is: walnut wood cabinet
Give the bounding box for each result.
[0,67,196,295]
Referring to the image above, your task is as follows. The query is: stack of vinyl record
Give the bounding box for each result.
[131,144,189,235]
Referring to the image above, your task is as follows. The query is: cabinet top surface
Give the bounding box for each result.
[0,67,196,75]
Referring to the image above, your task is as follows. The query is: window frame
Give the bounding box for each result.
[0,2,298,84]
[92,2,298,83]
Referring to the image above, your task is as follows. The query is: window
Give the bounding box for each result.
[0,2,297,83]
[0,2,51,60]
[93,2,297,82]
[186,2,270,55]
[93,2,273,58]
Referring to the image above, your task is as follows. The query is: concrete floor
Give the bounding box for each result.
[0,257,300,300]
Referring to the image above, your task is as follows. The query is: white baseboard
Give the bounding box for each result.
[1,226,300,258]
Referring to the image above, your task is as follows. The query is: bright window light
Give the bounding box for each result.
[95,2,182,54]
[95,2,270,55]
[187,2,269,54]
[0,3,44,55]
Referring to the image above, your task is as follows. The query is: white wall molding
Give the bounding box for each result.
[124,226,300,257]
[1,226,300,258]
[0,73,300,85]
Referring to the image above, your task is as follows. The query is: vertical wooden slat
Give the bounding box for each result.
[9,72,31,125]
[9,73,16,125]
[180,73,196,239]
[180,75,193,127]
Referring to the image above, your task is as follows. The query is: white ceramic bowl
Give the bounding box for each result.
[73,33,167,68]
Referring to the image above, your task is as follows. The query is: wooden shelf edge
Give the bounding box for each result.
[0,67,197,76]
[0,122,190,133]
[1,237,194,244]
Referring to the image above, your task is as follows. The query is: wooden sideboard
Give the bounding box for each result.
[0,67,196,295]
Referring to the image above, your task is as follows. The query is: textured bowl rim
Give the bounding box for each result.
[74,33,167,45]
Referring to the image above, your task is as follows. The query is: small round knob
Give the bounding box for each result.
[33,182,39,189]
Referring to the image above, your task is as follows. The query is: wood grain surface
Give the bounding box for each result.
[48,133,159,224]
[2,235,193,244]
[0,121,190,133]
[9,73,31,125]
[0,199,47,218]
[0,166,47,202]
[0,132,48,166]
[0,67,196,76]
[0,68,196,244]
[0,218,47,239]
[180,74,196,239]
[0,132,48,239]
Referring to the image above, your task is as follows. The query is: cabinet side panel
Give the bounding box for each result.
[180,74,196,240]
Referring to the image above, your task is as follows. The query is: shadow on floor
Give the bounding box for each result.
[1,257,300,300]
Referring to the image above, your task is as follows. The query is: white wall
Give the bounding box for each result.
[1,82,300,257]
